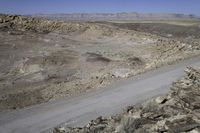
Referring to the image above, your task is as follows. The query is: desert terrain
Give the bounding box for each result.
[0,14,200,112]
[55,67,200,133]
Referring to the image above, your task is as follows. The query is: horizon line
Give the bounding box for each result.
[1,12,199,17]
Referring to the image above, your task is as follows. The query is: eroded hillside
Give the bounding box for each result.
[0,14,200,111]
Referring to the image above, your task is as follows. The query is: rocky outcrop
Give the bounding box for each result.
[54,67,200,133]
[0,14,126,38]
[0,14,94,33]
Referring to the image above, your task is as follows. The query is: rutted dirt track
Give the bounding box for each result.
[0,57,199,133]
[55,63,200,133]
[0,14,200,111]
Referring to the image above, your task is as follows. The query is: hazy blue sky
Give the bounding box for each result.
[0,0,200,16]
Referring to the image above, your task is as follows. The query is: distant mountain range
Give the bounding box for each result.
[32,12,200,21]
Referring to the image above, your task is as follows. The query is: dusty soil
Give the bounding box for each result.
[0,14,200,111]
[54,67,200,133]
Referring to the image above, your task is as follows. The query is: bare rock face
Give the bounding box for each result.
[54,67,200,133]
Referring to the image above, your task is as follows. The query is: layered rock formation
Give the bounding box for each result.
[33,13,200,21]
[54,67,200,133]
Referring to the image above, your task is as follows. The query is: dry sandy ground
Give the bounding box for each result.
[0,14,200,111]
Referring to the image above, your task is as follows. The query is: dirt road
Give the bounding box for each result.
[0,57,200,133]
